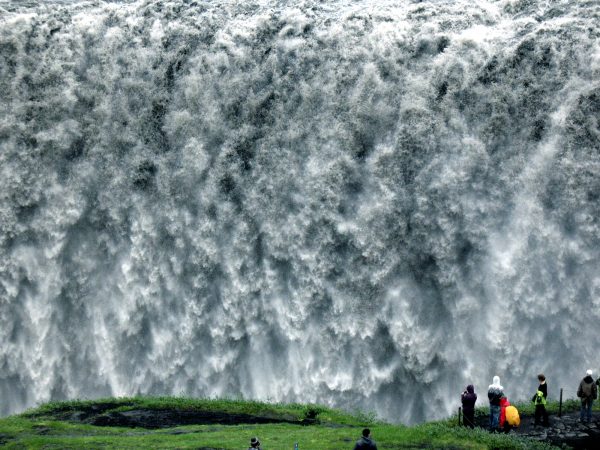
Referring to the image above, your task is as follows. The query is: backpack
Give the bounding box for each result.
[533,390,546,406]
[505,405,520,427]
[581,381,594,399]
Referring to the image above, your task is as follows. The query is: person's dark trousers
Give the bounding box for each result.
[489,404,500,430]
[535,404,549,426]
[463,410,475,428]
[580,398,593,422]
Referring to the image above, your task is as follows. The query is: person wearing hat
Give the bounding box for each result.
[577,369,597,423]
[248,436,262,450]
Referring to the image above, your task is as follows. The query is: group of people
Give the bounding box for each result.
[249,368,600,449]
[460,375,526,432]
[460,370,600,432]
[246,428,378,450]
[243,370,600,449]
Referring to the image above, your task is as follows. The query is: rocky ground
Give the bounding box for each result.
[471,410,600,449]
[517,413,600,449]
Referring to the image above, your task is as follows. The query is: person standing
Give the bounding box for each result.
[577,369,597,423]
[487,375,504,431]
[532,373,549,426]
[353,428,377,450]
[461,384,477,428]
[499,396,514,433]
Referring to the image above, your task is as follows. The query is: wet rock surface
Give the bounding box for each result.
[518,413,600,449]
[471,411,600,449]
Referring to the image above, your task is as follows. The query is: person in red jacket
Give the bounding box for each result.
[499,396,513,433]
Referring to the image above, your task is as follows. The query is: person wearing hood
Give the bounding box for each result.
[487,375,504,431]
[353,428,377,450]
[499,396,514,433]
[461,384,477,428]
[577,369,597,423]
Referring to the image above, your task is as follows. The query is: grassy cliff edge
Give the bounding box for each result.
[0,397,562,449]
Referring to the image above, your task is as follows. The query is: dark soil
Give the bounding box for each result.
[88,409,310,428]
[39,404,317,429]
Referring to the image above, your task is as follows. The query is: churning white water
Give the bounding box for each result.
[1,0,599,423]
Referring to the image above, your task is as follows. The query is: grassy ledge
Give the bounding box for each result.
[0,396,563,449]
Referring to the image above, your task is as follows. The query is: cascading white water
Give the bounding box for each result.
[1,0,599,423]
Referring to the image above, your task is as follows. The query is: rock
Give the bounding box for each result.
[32,425,50,435]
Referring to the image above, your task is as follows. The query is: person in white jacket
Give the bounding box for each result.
[487,375,504,431]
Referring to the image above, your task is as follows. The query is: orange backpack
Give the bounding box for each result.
[505,405,520,427]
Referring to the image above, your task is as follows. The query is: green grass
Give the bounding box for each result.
[0,396,566,449]
[509,398,582,416]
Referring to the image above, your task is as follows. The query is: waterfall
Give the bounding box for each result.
[1,0,599,423]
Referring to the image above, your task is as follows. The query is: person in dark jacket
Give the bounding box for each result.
[577,369,597,423]
[532,373,549,426]
[248,436,262,450]
[353,428,377,450]
[487,375,504,431]
[461,384,477,428]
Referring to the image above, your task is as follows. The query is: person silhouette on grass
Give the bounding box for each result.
[353,428,377,449]
[248,436,262,450]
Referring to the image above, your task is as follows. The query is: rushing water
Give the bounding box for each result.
[1,0,599,423]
